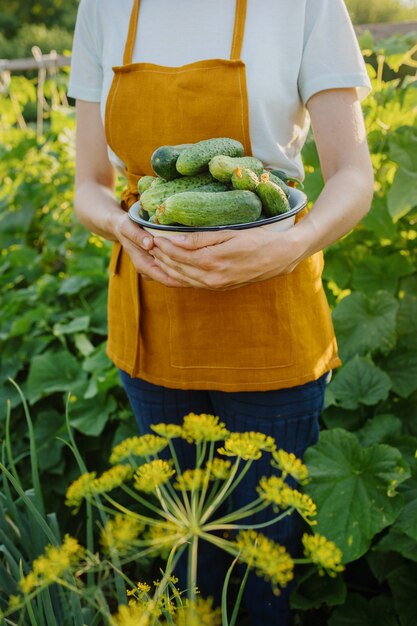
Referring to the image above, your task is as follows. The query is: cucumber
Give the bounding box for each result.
[140,173,214,216]
[257,173,291,217]
[209,155,264,183]
[176,138,244,176]
[137,175,159,194]
[262,171,291,198]
[231,167,260,192]
[270,168,304,190]
[156,190,262,227]
[151,144,192,180]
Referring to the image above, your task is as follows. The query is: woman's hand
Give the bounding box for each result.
[113,212,186,287]
[151,227,302,290]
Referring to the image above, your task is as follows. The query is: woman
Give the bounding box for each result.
[68,0,373,623]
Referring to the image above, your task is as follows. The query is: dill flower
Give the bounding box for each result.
[19,534,83,594]
[302,533,345,577]
[144,522,183,558]
[8,595,22,609]
[218,431,276,460]
[65,471,97,511]
[271,450,309,485]
[181,413,229,443]
[110,434,168,464]
[257,476,317,524]
[92,464,135,494]
[112,601,151,626]
[175,597,222,626]
[234,530,294,595]
[134,459,175,492]
[100,513,145,554]
[206,457,232,480]
[174,468,209,491]
[151,423,183,439]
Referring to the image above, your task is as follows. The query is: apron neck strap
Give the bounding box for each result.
[123,0,247,66]
[230,0,247,61]
[123,0,140,65]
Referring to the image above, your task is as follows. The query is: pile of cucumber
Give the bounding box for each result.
[137,137,302,227]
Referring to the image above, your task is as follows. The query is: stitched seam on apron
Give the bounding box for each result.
[107,357,342,388]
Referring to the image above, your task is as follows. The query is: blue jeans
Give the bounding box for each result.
[119,371,329,626]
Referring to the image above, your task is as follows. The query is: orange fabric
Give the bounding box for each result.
[104,0,341,391]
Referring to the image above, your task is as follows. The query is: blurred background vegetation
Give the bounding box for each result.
[0,0,417,59]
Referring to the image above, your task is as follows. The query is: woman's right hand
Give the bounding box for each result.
[113,212,186,287]
[73,100,184,288]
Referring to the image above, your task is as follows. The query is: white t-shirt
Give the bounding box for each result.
[68,0,371,179]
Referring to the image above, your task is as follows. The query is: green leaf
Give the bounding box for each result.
[387,168,417,222]
[387,563,417,626]
[361,198,396,240]
[26,351,87,403]
[393,474,417,541]
[333,292,398,360]
[352,254,414,295]
[304,429,410,562]
[53,316,90,335]
[57,276,91,295]
[375,527,417,563]
[356,414,402,447]
[383,346,417,398]
[328,593,398,626]
[68,394,116,436]
[290,566,346,610]
[328,356,392,410]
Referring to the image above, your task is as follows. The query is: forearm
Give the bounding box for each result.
[289,164,374,263]
[74,180,124,241]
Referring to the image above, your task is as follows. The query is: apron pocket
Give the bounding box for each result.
[165,276,294,370]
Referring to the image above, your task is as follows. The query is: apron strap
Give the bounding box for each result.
[123,0,140,65]
[123,0,247,65]
[230,0,247,61]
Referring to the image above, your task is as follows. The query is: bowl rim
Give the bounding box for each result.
[128,187,307,232]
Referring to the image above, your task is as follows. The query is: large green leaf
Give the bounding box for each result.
[355,414,402,447]
[68,393,117,436]
[304,428,410,562]
[328,593,398,626]
[333,291,398,360]
[387,563,417,626]
[26,350,87,403]
[383,345,417,398]
[327,356,392,410]
[352,254,414,295]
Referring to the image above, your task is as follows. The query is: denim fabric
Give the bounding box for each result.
[119,371,329,626]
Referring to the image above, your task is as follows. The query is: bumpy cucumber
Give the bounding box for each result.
[209,155,264,183]
[231,167,260,192]
[176,138,244,176]
[195,182,229,193]
[138,175,159,194]
[262,171,291,198]
[257,173,291,217]
[150,144,192,180]
[156,190,262,227]
[140,173,214,216]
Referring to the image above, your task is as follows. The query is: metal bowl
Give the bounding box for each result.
[128,186,307,238]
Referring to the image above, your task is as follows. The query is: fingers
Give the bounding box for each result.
[155,230,233,251]
[115,213,154,251]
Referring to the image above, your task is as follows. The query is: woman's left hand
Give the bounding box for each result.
[151,227,302,290]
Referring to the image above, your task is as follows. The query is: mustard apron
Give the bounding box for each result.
[104,0,341,391]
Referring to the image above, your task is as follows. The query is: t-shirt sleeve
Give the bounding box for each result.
[298,0,371,105]
[67,0,103,101]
